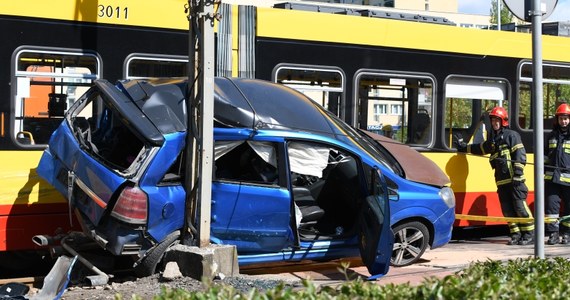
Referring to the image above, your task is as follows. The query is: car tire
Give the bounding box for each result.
[391,221,429,267]
[134,231,180,277]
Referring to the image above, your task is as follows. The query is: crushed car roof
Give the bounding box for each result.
[114,77,342,139]
[102,77,448,187]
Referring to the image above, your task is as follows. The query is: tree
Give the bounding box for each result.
[489,0,513,26]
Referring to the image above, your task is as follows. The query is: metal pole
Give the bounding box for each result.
[498,0,501,30]
[531,0,545,258]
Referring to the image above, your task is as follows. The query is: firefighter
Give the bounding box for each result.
[455,106,534,245]
[545,103,570,245]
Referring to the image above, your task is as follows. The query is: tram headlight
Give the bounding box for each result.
[439,187,455,209]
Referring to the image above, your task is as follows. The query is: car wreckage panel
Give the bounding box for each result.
[214,77,340,136]
[140,132,187,243]
[211,182,292,252]
[37,123,125,226]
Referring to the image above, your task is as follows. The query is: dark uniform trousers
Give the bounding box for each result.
[497,182,534,236]
[463,127,534,239]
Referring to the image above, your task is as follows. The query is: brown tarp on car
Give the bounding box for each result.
[363,131,450,188]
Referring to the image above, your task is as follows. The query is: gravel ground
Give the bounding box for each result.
[25,272,300,300]
[10,247,304,299]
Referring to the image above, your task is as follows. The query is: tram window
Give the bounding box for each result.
[518,62,570,130]
[356,72,434,147]
[274,66,344,119]
[125,55,188,79]
[444,77,509,148]
[13,49,99,147]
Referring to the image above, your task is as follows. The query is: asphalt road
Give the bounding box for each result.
[242,227,570,287]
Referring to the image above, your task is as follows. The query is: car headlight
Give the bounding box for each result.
[439,186,455,209]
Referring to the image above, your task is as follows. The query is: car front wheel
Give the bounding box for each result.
[391,221,429,267]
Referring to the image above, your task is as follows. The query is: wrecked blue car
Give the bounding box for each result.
[37,77,397,278]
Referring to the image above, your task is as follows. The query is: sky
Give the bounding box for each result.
[457,0,569,22]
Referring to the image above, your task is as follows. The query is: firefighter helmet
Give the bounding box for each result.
[489,106,508,127]
[555,103,570,117]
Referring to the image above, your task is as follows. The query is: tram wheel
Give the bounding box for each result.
[391,221,429,267]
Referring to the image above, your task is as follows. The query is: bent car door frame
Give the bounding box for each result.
[211,135,293,252]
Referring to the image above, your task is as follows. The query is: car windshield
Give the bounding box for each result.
[355,128,404,176]
[320,109,400,174]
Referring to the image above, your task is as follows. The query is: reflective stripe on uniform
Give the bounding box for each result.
[511,143,524,152]
[549,140,557,149]
[496,178,512,185]
[560,172,570,183]
[519,223,535,232]
[513,162,525,170]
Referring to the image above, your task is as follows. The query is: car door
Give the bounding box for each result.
[286,137,393,277]
[211,138,293,253]
[359,164,394,278]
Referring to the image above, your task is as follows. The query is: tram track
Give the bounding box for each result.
[0,276,42,289]
[239,257,364,275]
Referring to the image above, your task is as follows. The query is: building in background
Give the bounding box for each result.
[301,0,491,28]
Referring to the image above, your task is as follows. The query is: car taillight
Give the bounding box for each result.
[111,186,148,224]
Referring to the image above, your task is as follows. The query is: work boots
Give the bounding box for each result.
[507,234,521,245]
[547,232,560,245]
[518,231,534,245]
[561,233,570,244]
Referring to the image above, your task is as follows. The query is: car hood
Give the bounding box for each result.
[363,131,450,187]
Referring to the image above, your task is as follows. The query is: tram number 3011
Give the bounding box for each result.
[98,5,129,20]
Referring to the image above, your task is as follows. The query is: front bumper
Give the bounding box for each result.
[431,206,456,249]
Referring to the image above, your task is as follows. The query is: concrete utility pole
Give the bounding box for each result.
[195,0,215,248]
[175,1,237,280]
[184,0,215,247]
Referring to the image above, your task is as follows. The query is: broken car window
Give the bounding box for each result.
[214,140,279,185]
[68,89,146,173]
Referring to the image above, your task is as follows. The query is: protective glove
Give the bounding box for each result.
[453,134,468,153]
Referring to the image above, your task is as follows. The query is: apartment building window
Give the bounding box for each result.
[391,104,403,115]
[373,104,387,121]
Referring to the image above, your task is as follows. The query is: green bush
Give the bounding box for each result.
[151,257,570,300]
